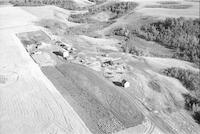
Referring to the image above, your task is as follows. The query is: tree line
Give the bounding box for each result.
[68,2,138,23]
[134,17,200,65]
[88,2,138,19]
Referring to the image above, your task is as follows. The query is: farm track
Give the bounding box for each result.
[144,120,155,134]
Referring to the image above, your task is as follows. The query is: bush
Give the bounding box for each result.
[162,67,200,97]
[193,112,200,124]
[183,94,200,124]
[162,67,200,124]
[113,27,130,37]
[68,13,90,23]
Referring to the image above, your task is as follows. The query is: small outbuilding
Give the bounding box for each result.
[122,79,130,88]
[62,51,69,58]
[53,50,69,59]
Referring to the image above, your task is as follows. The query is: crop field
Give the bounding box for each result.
[17,30,51,46]
[42,64,144,134]
[145,0,193,9]
[145,4,192,9]
[135,0,199,18]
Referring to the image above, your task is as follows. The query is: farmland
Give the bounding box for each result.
[0,0,200,134]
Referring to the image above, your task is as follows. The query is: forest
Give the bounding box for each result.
[134,17,200,65]
[88,2,138,19]
[68,1,138,23]
[162,67,200,124]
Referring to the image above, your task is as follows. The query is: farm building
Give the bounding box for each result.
[53,50,69,59]
[122,79,130,88]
